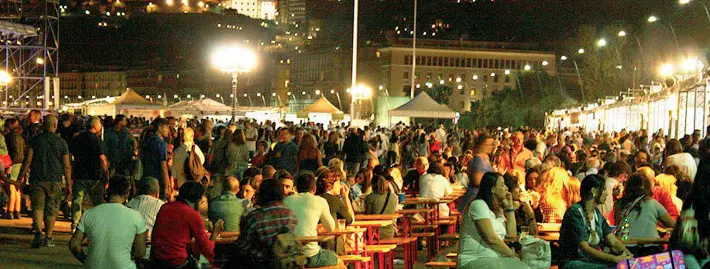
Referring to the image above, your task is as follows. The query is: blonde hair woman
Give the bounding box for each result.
[537,167,570,223]
[172,127,205,188]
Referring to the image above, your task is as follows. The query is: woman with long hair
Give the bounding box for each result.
[227,129,250,178]
[458,134,496,212]
[365,175,398,239]
[537,167,570,223]
[296,134,323,175]
[323,132,340,164]
[613,173,675,256]
[559,174,632,269]
[457,172,529,269]
[503,173,537,236]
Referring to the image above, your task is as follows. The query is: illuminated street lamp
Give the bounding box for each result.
[560,55,568,61]
[524,65,531,71]
[577,48,585,54]
[256,92,266,105]
[647,15,679,49]
[36,58,45,65]
[659,63,675,77]
[212,45,257,115]
[0,70,12,86]
[596,38,607,47]
[617,31,626,37]
[680,0,710,24]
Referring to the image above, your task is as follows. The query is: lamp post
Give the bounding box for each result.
[244,93,253,106]
[561,55,586,103]
[272,92,283,106]
[648,16,679,50]
[680,0,710,24]
[350,85,371,119]
[257,92,266,106]
[331,89,343,109]
[0,70,12,108]
[212,45,258,119]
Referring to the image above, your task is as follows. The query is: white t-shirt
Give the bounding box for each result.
[77,203,147,269]
[283,193,336,257]
[457,200,507,266]
[419,174,453,216]
[245,127,258,152]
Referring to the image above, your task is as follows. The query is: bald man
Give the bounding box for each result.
[637,167,679,220]
[403,157,429,193]
[22,114,73,248]
[208,176,247,232]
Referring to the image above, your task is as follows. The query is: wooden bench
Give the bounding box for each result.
[366,244,397,269]
[425,261,457,268]
[445,252,458,259]
[378,237,418,269]
[439,234,459,241]
[339,255,371,269]
[411,224,439,230]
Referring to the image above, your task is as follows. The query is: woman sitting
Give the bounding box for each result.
[365,175,398,240]
[457,172,530,269]
[559,174,632,269]
[503,173,537,236]
[613,173,675,256]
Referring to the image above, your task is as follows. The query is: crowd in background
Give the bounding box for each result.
[0,110,708,269]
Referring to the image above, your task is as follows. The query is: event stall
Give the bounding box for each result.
[166,98,232,121]
[546,74,709,138]
[84,89,164,118]
[388,92,457,121]
[295,97,346,128]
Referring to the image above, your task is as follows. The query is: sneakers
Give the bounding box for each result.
[31,234,43,249]
[2,212,14,220]
[45,237,55,247]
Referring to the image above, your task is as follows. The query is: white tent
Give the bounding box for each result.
[167,98,232,117]
[388,92,457,118]
[295,97,345,127]
[85,89,164,118]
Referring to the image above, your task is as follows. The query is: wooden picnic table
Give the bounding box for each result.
[396,208,434,215]
[351,220,391,245]
[295,235,335,244]
[401,198,448,205]
[537,223,561,234]
[319,227,368,236]
[355,214,402,221]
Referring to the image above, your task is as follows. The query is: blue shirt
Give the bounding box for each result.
[140,134,167,181]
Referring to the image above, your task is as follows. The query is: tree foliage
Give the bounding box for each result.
[427,84,453,105]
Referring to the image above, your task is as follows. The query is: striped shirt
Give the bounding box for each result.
[127,195,165,236]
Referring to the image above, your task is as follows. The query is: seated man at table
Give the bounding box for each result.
[284,173,344,268]
[209,176,247,232]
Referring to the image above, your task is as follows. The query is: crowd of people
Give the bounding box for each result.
[1,110,709,269]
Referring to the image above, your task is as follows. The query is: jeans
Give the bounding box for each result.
[561,257,616,269]
[345,161,363,178]
[305,249,339,268]
[71,179,105,227]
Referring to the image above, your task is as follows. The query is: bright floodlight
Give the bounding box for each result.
[330,90,335,94]
[352,85,372,99]
[542,60,549,66]
[36,58,45,65]
[659,63,674,77]
[0,70,12,85]
[682,58,704,72]
[560,55,568,61]
[504,69,511,75]
[679,0,690,4]
[314,90,320,95]
[596,39,607,47]
[212,45,258,73]
[618,31,626,37]
[648,16,658,23]
[524,65,531,71]
[578,48,585,54]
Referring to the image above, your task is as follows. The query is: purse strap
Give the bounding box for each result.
[380,192,391,214]
[613,195,645,234]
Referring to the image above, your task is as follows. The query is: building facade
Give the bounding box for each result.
[378,39,556,112]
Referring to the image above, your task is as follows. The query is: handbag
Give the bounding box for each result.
[520,235,552,269]
[615,250,686,269]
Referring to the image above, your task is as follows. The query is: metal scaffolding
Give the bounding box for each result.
[1,0,59,108]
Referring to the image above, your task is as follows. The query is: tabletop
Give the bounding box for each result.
[319,227,368,236]
[621,237,669,245]
[296,235,335,243]
[355,214,402,221]
[350,220,392,227]
[396,208,434,215]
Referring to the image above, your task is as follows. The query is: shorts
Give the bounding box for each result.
[305,249,339,268]
[30,181,63,218]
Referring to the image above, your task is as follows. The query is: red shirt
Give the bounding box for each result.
[652,187,679,220]
[151,201,214,266]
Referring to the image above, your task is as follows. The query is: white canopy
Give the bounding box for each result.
[167,98,232,117]
[299,97,344,114]
[388,92,456,118]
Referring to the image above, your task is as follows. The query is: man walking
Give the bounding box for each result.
[69,116,110,232]
[140,118,171,200]
[21,115,72,248]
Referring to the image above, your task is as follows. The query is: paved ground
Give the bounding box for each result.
[0,214,456,269]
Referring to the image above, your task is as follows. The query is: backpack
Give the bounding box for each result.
[272,233,308,269]
[184,145,209,186]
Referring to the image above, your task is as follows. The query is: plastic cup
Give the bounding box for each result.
[398,193,406,203]
[520,226,529,238]
[338,219,346,229]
